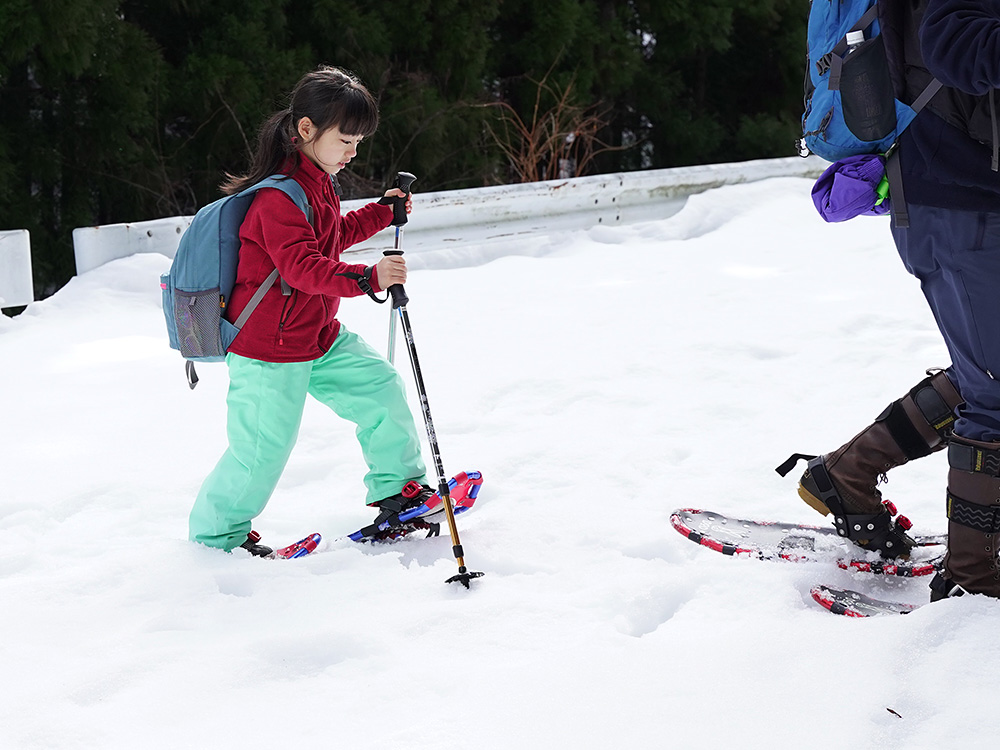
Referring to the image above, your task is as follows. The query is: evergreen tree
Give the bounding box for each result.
[0,0,807,303]
[627,0,807,167]
[0,0,161,293]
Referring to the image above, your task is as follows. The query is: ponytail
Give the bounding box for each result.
[220,108,297,195]
[220,66,379,196]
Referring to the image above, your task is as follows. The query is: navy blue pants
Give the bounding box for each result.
[892,206,1000,441]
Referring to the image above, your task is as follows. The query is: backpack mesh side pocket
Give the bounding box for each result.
[840,36,896,143]
[160,274,180,350]
[174,288,224,359]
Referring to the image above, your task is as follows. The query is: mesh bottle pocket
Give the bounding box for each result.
[160,274,180,350]
[840,36,896,143]
[174,288,224,358]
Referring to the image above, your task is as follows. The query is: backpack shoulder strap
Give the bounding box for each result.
[884,76,943,229]
[870,0,942,229]
[232,267,282,329]
[241,175,314,225]
[231,175,314,327]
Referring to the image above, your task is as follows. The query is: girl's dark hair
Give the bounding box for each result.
[221,66,379,195]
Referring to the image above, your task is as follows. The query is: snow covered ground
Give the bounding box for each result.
[3,175,998,749]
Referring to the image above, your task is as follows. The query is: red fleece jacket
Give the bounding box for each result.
[225,156,393,362]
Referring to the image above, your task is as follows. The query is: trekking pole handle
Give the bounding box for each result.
[391,171,417,227]
[382,250,409,308]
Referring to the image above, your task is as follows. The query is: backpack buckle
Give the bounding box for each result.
[815,53,832,77]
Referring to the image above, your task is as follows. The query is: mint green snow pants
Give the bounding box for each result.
[189,327,426,551]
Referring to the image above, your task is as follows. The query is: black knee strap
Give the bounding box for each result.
[878,375,958,461]
[946,492,1000,533]
[909,374,957,438]
[949,441,1000,477]
[878,399,934,460]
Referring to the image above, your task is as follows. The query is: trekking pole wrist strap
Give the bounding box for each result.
[336,266,388,304]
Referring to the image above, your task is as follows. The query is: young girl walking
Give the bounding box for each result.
[189,66,432,556]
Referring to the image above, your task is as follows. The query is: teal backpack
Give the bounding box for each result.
[160,176,311,388]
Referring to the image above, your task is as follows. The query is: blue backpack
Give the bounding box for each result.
[799,0,942,161]
[160,175,311,388]
[799,0,941,225]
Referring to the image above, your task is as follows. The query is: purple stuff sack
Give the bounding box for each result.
[811,154,891,223]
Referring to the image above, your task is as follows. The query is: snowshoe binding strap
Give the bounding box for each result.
[358,481,435,539]
[804,458,915,558]
[929,572,968,601]
[356,508,403,540]
[239,530,275,558]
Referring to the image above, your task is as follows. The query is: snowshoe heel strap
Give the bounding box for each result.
[239,530,274,558]
[775,453,818,477]
[401,480,428,500]
[800,456,840,512]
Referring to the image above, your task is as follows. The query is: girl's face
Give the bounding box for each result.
[297,119,363,174]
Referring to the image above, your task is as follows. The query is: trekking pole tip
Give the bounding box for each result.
[446,570,485,588]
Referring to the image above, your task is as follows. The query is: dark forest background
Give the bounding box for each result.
[0,0,807,301]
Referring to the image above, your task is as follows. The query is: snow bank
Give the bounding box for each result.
[2,176,996,749]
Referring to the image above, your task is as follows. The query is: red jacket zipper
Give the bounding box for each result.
[277,290,297,347]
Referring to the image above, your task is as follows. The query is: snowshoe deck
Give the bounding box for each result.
[810,585,921,617]
[671,508,944,577]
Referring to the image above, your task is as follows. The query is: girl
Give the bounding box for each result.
[189,66,432,556]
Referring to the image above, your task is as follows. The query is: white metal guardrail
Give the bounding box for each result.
[73,216,193,278]
[0,229,34,309]
[72,155,827,275]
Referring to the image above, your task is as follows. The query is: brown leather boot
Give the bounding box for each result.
[777,370,963,558]
[930,435,1000,600]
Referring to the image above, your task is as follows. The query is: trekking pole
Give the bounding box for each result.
[386,172,416,364]
[383,178,485,589]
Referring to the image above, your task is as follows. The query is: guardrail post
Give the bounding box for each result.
[0,229,34,310]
